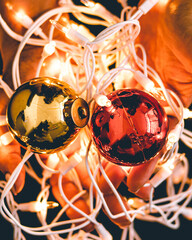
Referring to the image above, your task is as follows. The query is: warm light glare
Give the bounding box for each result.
[5,2,13,10]
[6,2,26,22]
[47,153,60,169]
[45,201,59,209]
[128,198,145,208]
[128,198,134,206]
[0,115,7,126]
[167,128,180,147]
[50,19,68,34]
[162,157,175,172]
[183,108,192,119]
[46,58,62,76]
[169,2,177,14]
[0,132,13,146]
[43,41,56,56]
[15,10,26,21]
[159,0,169,7]
[94,94,111,107]
[80,0,95,8]
[19,201,59,212]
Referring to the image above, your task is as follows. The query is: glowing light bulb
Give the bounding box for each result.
[47,58,62,77]
[0,132,14,146]
[18,201,59,212]
[172,162,186,184]
[5,2,46,38]
[5,2,13,10]
[47,153,60,169]
[94,94,111,107]
[183,108,192,119]
[71,23,79,30]
[159,0,170,7]
[80,0,95,8]
[5,3,30,25]
[43,41,56,57]
[58,61,69,81]
[50,19,89,46]
[134,71,155,91]
[15,10,26,21]
[128,198,145,209]
[49,19,68,34]
[167,124,182,150]
[128,198,134,206]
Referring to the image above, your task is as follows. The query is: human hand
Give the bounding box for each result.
[0,0,191,230]
[138,0,192,107]
[95,0,192,228]
[0,0,59,194]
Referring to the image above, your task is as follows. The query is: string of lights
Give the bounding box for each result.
[0,0,192,239]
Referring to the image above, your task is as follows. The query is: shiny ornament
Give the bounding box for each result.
[7,77,89,154]
[91,89,168,166]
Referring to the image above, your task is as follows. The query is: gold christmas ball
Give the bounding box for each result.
[7,77,89,154]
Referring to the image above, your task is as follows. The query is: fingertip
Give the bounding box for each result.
[130,182,153,201]
[98,163,126,195]
[13,166,25,195]
[127,157,158,193]
[103,193,131,228]
[2,148,25,195]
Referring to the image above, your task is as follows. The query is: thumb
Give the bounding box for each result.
[0,140,25,195]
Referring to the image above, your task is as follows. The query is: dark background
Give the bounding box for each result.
[0,0,192,239]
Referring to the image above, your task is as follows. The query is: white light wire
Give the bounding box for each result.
[0,0,192,239]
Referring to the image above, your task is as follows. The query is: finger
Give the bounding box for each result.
[127,156,159,193]
[103,193,131,228]
[129,181,153,201]
[98,162,126,195]
[75,159,92,191]
[0,140,25,195]
[50,173,94,232]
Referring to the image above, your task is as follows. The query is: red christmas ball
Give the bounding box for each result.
[91,89,168,166]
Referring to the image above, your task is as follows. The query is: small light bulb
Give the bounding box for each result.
[182,207,192,221]
[172,162,186,184]
[43,41,56,57]
[0,132,14,146]
[15,10,26,21]
[47,153,60,169]
[183,108,192,119]
[94,94,111,107]
[45,201,59,209]
[80,0,95,8]
[18,201,59,212]
[166,124,182,150]
[49,19,68,34]
[5,2,13,10]
[6,3,27,23]
[5,2,46,38]
[134,71,155,91]
[128,198,145,208]
[128,198,134,206]
[45,58,62,77]
[159,0,169,7]
[71,23,79,30]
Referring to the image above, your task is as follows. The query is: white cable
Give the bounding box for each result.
[139,0,159,15]
[0,1,191,239]
[0,76,14,98]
